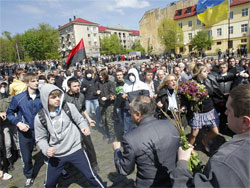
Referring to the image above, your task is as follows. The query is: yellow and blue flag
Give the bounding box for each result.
[197,0,229,26]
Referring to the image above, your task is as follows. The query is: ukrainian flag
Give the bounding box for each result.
[197,0,229,26]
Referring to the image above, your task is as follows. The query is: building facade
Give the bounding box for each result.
[139,0,249,56]
[58,18,140,58]
[98,25,140,49]
[58,17,100,58]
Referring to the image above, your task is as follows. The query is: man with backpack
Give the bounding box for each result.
[34,84,105,188]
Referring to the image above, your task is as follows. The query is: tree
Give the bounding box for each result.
[21,23,60,60]
[130,39,145,53]
[158,18,184,52]
[190,31,213,54]
[100,34,126,55]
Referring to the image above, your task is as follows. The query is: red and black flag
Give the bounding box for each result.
[66,38,86,67]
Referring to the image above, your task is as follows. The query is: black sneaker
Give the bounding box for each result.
[24,178,34,187]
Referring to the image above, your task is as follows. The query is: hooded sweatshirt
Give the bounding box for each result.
[34,84,89,157]
[122,68,150,110]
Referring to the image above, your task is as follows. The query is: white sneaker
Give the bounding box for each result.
[2,173,12,180]
[25,178,34,187]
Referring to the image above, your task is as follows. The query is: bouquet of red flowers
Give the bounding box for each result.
[178,81,208,112]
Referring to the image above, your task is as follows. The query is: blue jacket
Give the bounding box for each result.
[7,90,42,130]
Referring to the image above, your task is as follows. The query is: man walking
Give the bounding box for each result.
[34,84,105,188]
[7,73,42,187]
[113,95,180,187]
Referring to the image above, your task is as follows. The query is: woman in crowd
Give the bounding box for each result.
[189,65,220,152]
[156,74,187,124]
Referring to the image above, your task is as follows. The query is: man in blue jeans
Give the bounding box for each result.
[34,84,105,188]
[81,69,102,127]
[7,73,43,187]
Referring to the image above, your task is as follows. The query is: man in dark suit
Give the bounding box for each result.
[113,95,180,187]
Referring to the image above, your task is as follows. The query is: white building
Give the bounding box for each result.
[58,17,100,58]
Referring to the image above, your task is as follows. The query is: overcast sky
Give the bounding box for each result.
[1,0,173,36]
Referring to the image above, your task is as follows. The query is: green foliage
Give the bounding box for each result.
[1,23,60,62]
[21,23,60,60]
[0,32,24,62]
[190,31,213,53]
[100,34,127,55]
[158,18,184,52]
[129,39,145,53]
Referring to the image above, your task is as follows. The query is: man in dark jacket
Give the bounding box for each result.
[64,77,99,172]
[113,95,180,187]
[7,73,42,187]
[171,84,250,188]
[96,69,116,143]
[81,69,102,127]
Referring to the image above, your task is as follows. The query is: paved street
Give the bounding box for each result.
[0,116,231,188]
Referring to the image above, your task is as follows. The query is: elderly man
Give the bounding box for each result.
[171,84,250,187]
[113,95,179,187]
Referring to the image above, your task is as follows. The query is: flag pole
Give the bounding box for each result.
[16,43,21,64]
[228,0,231,50]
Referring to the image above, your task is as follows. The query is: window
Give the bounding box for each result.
[94,33,97,37]
[180,47,184,53]
[207,46,211,50]
[188,33,192,40]
[241,39,247,43]
[88,34,91,37]
[87,27,89,31]
[241,24,248,32]
[207,30,212,36]
[197,19,201,25]
[217,28,222,36]
[88,41,91,46]
[187,7,192,14]
[217,41,222,45]
[229,26,233,34]
[177,10,182,16]
[94,42,97,46]
[178,23,182,28]
[242,8,248,16]
[230,11,234,19]
[188,21,192,27]
[188,45,193,52]
[228,40,233,48]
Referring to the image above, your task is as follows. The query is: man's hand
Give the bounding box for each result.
[122,93,128,100]
[113,141,121,150]
[157,101,163,108]
[81,127,91,136]
[88,119,96,127]
[0,112,6,120]
[47,147,56,158]
[101,97,107,101]
[153,94,157,99]
[96,90,101,95]
[178,145,193,161]
[17,122,30,132]
[110,95,115,100]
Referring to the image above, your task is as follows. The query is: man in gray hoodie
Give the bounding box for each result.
[34,84,105,188]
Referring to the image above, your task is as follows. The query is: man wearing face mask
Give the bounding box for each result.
[0,81,18,172]
[81,69,102,128]
[9,68,27,96]
[122,68,150,134]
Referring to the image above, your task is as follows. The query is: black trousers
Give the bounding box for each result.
[0,124,8,173]
[82,135,97,167]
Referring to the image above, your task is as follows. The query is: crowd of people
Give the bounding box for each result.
[0,53,250,187]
